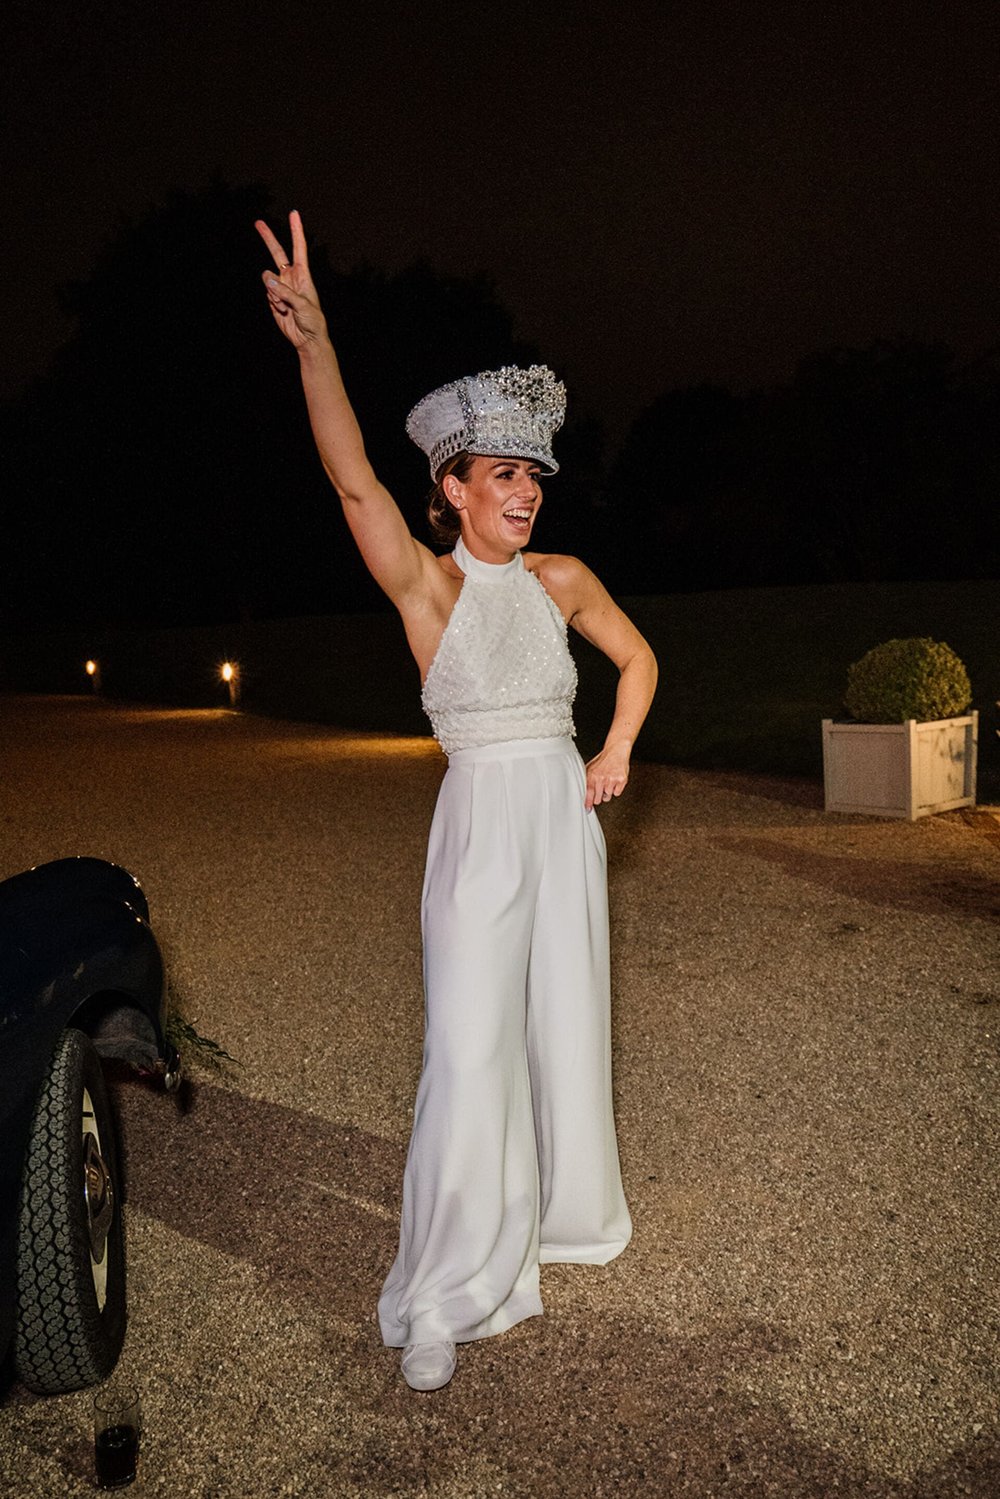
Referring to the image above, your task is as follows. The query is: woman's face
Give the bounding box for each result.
[446,455,544,562]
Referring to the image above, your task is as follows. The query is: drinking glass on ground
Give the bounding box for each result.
[93,1383,140,1489]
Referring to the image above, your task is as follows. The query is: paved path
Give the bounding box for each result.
[1,695,998,1498]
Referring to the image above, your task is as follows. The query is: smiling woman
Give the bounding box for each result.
[257,209,657,1393]
[406,363,563,557]
[426,451,543,550]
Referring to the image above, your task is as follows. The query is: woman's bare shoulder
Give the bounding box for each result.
[433,549,465,582]
[526,550,596,591]
[393,543,460,629]
[525,551,599,623]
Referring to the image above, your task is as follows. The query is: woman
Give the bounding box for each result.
[257,211,657,1391]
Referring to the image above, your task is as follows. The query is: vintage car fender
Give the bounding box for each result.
[0,857,178,1385]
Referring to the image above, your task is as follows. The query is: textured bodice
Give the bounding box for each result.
[422,537,577,754]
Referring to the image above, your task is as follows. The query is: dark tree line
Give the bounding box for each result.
[3,179,997,630]
[1,180,557,629]
[604,343,1000,593]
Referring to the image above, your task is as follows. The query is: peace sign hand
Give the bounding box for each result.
[255,210,327,351]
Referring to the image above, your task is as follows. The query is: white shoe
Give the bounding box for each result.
[401,1341,457,1391]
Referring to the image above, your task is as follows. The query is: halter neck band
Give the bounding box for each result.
[453,535,523,582]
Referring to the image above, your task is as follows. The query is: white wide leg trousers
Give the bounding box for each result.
[378,737,631,1348]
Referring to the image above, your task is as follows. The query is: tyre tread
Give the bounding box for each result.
[14,1028,127,1393]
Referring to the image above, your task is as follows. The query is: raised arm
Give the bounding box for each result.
[256,212,431,606]
[539,555,658,810]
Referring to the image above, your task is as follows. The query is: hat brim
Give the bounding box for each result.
[463,444,559,476]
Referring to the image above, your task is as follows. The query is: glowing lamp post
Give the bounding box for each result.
[85,658,102,693]
[221,661,241,709]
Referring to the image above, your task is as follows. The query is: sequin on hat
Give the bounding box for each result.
[406,365,567,479]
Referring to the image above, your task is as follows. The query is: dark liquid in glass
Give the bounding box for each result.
[95,1423,139,1488]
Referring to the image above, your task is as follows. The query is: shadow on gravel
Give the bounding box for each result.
[113,1079,403,1323]
[698,771,826,812]
[108,1079,999,1497]
[712,833,1000,923]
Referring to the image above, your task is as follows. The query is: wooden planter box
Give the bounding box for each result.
[822,711,978,820]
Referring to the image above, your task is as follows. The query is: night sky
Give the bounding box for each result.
[6,0,999,437]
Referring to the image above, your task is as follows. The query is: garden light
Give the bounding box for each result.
[220,661,241,709]
[85,659,101,692]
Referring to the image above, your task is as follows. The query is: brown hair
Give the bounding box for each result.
[427,451,475,546]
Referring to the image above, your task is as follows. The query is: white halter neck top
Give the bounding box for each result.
[422,536,577,754]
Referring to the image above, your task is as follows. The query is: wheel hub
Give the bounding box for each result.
[83,1128,114,1264]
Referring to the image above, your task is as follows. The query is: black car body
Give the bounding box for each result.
[0,857,178,1393]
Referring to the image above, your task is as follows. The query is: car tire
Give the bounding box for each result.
[14,1028,127,1393]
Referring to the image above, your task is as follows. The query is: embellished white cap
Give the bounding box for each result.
[406,365,567,479]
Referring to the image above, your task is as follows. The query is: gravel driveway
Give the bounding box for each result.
[1,694,998,1498]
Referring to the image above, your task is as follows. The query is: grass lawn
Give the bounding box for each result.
[576,580,997,791]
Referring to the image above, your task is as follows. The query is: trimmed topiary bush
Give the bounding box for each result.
[844,637,972,723]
